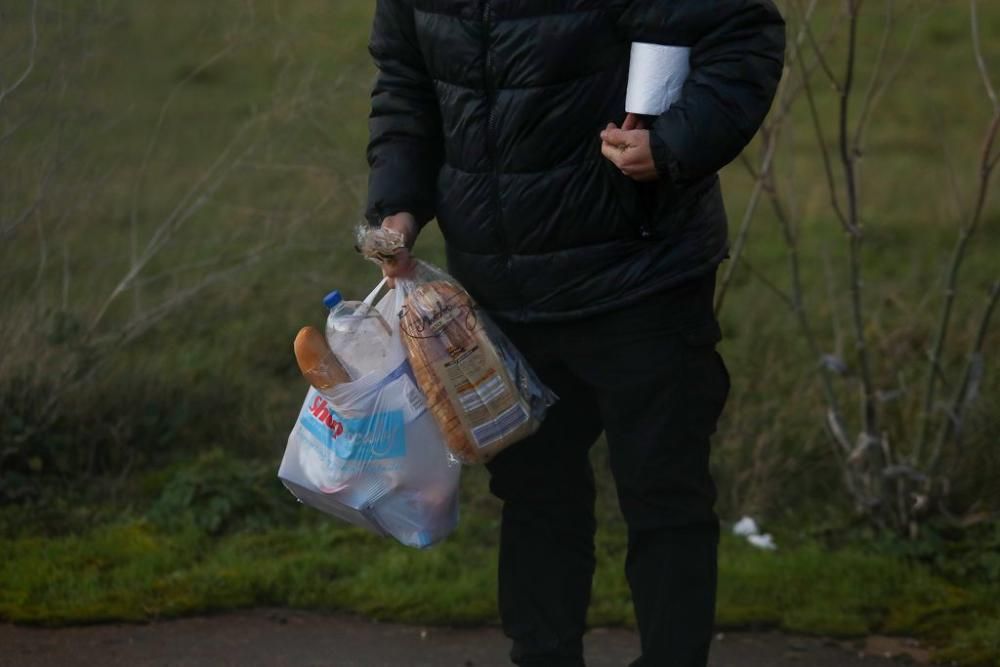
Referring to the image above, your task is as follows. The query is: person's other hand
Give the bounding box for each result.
[600,114,658,182]
[380,212,418,287]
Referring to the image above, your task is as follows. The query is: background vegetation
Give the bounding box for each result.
[1,1,998,665]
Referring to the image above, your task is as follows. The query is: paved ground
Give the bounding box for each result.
[0,609,934,666]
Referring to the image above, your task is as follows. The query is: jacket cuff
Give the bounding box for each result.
[364,159,437,229]
[364,205,432,229]
[647,121,682,186]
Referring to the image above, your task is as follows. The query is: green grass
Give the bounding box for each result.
[2,511,998,665]
[0,521,496,626]
[3,451,999,664]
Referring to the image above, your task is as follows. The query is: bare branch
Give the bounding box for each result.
[792,22,853,233]
[760,146,851,451]
[767,0,828,129]
[90,122,260,333]
[928,280,1000,470]
[126,40,239,312]
[827,409,853,454]
[0,0,38,109]
[792,0,843,93]
[715,131,779,314]
[0,130,60,241]
[915,2,1000,463]
[0,114,33,148]
[854,2,924,149]
[712,11,821,316]
[733,255,795,310]
[99,246,269,349]
[738,152,759,181]
[834,1,881,453]
[932,106,970,222]
[971,0,998,110]
[852,0,894,149]
[915,108,1000,464]
[838,1,863,239]
[737,1,854,454]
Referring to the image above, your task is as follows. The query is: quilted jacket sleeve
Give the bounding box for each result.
[365,0,443,228]
[619,0,786,186]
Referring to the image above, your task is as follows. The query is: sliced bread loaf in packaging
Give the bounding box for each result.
[396,265,556,464]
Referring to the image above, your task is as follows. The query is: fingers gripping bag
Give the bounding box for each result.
[278,280,460,549]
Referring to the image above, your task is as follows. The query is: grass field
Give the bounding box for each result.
[2,449,1000,665]
[1,1,999,665]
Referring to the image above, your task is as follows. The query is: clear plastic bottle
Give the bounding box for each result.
[324,289,392,379]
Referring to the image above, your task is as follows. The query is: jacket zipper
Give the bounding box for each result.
[481,0,510,261]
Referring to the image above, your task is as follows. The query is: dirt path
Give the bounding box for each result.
[0,609,932,666]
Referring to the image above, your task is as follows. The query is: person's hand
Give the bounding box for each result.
[621,113,647,131]
[600,113,659,182]
[380,212,418,287]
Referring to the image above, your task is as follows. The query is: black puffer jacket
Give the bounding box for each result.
[365,0,785,322]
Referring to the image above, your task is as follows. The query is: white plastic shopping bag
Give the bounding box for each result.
[278,282,460,549]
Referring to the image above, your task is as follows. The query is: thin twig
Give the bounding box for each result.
[970,0,998,110]
[915,111,1000,463]
[769,179,848,427]
[838,1,880,451]
[795,0,843,93]
[715,173,768,315]
[855,3,924,149]
[932,106,970,222]
[90,121,262,332]
[853,0,895,150]
[928,281,1000,470]
[0,129,61,241]
[716,0,828,314]
[716,132,781,312]
[0,0,38,109]
[126,41,239,316]
[915,3,1000,464]
[792,18,852,233]
[734,255,795,310]
[749,1,855,464]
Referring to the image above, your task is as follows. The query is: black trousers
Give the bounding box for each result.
[487,271,729,667]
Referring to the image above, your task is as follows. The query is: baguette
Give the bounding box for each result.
[399,281,535,463]
[293,326,352,389]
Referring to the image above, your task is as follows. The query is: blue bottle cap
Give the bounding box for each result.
[323,290,343,310]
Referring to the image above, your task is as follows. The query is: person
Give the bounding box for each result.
[363,1,785,665]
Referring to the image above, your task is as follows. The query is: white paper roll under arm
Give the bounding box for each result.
[625,42,691,116]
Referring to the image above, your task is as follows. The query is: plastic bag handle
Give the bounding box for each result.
[364,277,390,308]
[362,276,394,336]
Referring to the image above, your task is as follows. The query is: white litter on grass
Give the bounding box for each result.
[747,533,777,550]
[732,516,778,551]
[732,516,759,537]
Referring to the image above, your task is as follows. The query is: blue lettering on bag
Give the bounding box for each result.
[299,394,406,460]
